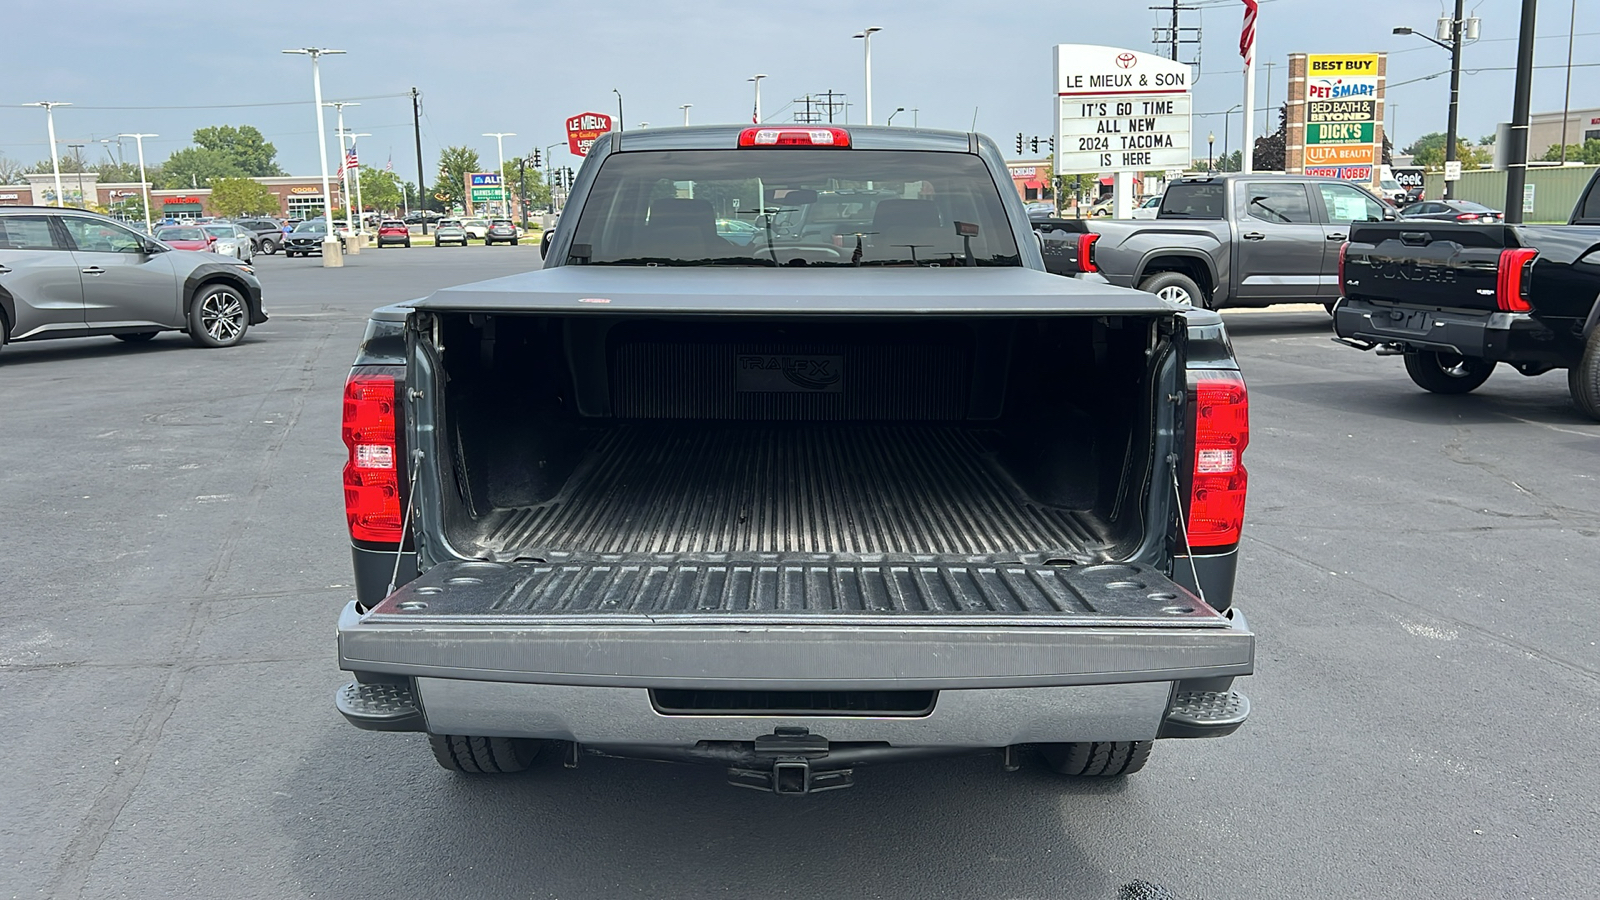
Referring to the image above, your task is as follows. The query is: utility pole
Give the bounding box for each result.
[544,143,561,213]
[1151,1,1201,65]
[1504,0,1538,224]
[819,89,846,124]
[67,143,86,208]
[1559,0,1577,164]
[1445,0,1465,199]
[1261,61,1277,134]
[412,87,429,234]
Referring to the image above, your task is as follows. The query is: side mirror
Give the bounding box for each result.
[1383,210,1398,221]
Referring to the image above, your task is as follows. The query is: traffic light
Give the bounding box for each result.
[1016,133,1024,155]
[1029,136,1039,154]
[533,148,542,167]
[1048,136,1055,152]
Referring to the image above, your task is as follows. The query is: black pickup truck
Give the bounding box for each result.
[1333,170,1600,419]
[334,125,1255,794]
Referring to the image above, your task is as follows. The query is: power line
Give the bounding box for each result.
[0,92,411,112]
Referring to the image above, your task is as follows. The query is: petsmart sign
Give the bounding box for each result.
[1053,44,1193,175]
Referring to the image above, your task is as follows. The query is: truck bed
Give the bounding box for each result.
[474,422,1105,559]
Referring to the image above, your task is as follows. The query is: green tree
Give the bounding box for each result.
[357,166,402,213]
[1405,132,1490,170]
[27,155,90,175]
[193,125,284,177]
[209,177,279,216]
[1541,139,1600,164]
[433,145,481,211]
[159,147,242,189]
[94,160,149,183]
[500,159,552,215]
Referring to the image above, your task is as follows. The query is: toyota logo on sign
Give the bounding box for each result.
[1115,52,1137,69]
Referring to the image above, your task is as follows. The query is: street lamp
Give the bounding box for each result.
[24,101,70,208]
[1394,0,1478,198]
[325,101,360,238]
[852,26,882,125]
[748,74,767,123]
[1208,132,1216,174]
[66,141,87,208]
[484,132,515,218]
[343,130,371,224]
[1222,104,1242,171]
[118,132,157,234]
[680,104,692,126]
[544,143,562,213]
[283,47,345,264]
[612,89,624,132]
[887,107,905,126]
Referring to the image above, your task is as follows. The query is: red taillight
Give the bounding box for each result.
[342,368,405,543]
[1496,247,1537,313]
[1455,213,1481,221]
[1337,241,1349,293]
[1186,370,1249,550]
[737,127,851,148]
[1076,233,1100,273]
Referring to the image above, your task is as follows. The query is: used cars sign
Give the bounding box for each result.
[567,112,614,157]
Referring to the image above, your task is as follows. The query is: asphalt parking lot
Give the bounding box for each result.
[3,246,1597,899]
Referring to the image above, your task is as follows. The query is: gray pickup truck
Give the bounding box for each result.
[334,125,1255,794]
[1036,173,1396,312]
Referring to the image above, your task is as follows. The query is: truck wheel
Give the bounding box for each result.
[1403,350,1494,394]
[1570,331,1600,421]
[1039,741,1153,777]
[1138,272,1207,309]
[428,734,543,774]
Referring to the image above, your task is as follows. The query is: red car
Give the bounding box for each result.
[155,225,215,252]
[377,220,411,248]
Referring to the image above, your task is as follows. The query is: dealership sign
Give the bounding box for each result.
[566,111,613,157]
[1053,44,1193,175]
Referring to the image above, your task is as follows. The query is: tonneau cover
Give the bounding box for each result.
[409,266,1178,316]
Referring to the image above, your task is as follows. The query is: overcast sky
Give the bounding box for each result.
[1,0,1595,180]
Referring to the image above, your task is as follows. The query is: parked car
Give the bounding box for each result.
[1024,201,1058,219]
[1032,173,1396,312]
[1397,199,1503,223]
[334,124,1256,791]
[432,219,468,247]
[1334,168,1600,419]
[283,219,346,257]
[1130,195,1163,220]
[201,224,256,262]
[1087,197,1115,217]
[461,218,490,240]
[235,218,285,254]
[154,225,214,252]
[715,217,761,246]
[377,220,412,248]
[484,219,519,246]
[0,206,266,354]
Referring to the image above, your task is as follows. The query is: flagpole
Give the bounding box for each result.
[1241,0,1258,173]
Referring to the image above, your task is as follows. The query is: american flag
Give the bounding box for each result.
[1240,0,1258,65]
[384,154,393,172]
[337,147,358,177]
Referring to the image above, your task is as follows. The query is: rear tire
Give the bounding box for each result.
[1039,741,1153,777]
[1570,330,1600,421]
[1404,350,1494,394]
[428,734,543,774]
[115,332,158,343]
[1138,271,1207,309]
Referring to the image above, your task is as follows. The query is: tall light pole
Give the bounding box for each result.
[545,143,562,213]
[852,26,882,125]
[118,133,157,234]
[887,107,905,126]
[67,143,89,208]
[613,89,624,132]
[344,130,371,223]
[25,101,70,208]
[484,132,515,218]
[680,104,692,126]
[1559,0,1577,164]
[325,101,359,236]
[748,75,767,123]
[1221,104,1242,171]
[283,47,344,263]
[1394,0,1475,198]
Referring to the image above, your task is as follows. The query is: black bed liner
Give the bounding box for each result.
[469,422,1111,560]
